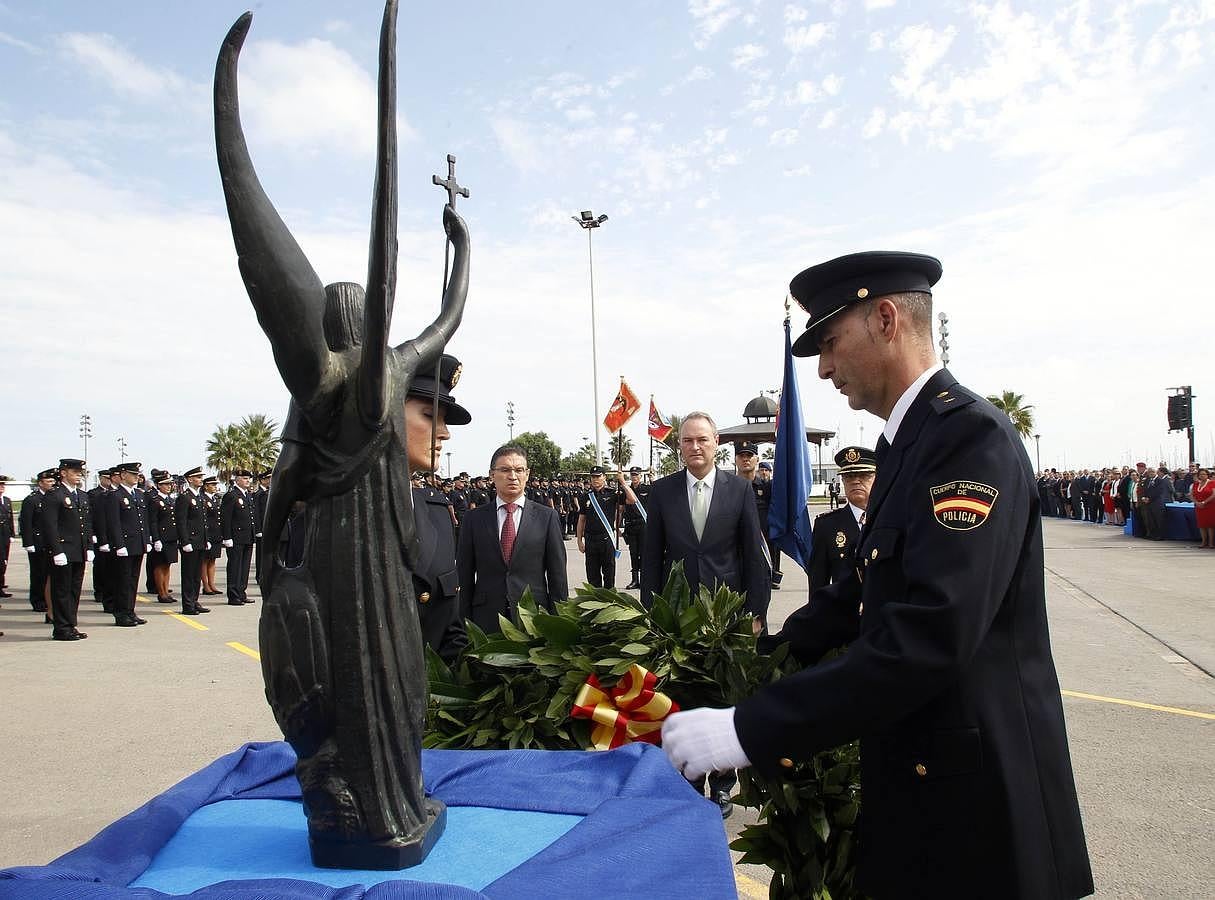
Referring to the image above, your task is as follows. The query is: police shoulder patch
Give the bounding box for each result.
[930,480,998,530]
[930,390,976,415]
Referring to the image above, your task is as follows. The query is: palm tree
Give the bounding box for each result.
[206,415,281,480]
[609,432,633,469]
[240,414,281,472]
[987,391,1035,438]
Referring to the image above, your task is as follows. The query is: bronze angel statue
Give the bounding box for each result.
[213,0,465,868]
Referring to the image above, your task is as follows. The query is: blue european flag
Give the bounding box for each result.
[769,319,815,570]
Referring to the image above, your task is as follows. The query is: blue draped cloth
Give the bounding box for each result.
[1125,503,1198,541]
[0,742,737,899]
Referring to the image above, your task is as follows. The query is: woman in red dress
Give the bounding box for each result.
[1193,467,1214,548]
[1101,472,1116,523]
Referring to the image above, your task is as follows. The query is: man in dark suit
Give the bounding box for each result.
[175,467,210,615]
[0,477,14,599]
[457,444,567,635]
[805,446,875,595]
[641,411,771,818]
[639,413,770,625]
[40,458,93,640]
[1142,465,1174,540]
[20,469,58,612]
[106,461,150,627]
[663,251,1093,899]
[220,469,257,605]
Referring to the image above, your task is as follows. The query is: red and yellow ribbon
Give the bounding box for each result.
[570,664,680,750]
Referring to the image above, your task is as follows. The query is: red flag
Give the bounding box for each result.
[604,380,641,433]
[648,398,672,442]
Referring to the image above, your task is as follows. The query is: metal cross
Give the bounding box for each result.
[432,154,469,209]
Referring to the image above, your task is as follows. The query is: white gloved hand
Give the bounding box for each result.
[117,547,130,557]
[100,544,110,553]
[145,543,152,553]
[660,707,751,782]
[182,543,193,553]
[153,540,163,552]
[206,542,212,550]
[86,550,95,562]
[92,535,97,544]
[222,539,234,548]
[255,532,262,538]
[53,553,68,566]
[25,546,35,553]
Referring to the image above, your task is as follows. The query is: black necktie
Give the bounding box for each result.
[875,435,891,466]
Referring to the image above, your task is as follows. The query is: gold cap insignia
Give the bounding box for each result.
[448,364,462,389]
[845,448,860,463]
[857,287,869,299]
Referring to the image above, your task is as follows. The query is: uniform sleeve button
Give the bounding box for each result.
[419,592,430,603]
[915,763,927,777]
[779,757,794,769]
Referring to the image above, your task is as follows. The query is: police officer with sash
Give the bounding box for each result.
[621,466,650,590]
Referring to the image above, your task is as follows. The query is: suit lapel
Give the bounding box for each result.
[861,368,956,539]
[671,472,698,543]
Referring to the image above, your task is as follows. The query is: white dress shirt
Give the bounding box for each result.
[848,502,865,527]
[496,493,526,539]
[882,362,944,446]
[685,466,718,513]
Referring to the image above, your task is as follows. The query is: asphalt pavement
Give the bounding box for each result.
[0,517,1211,897]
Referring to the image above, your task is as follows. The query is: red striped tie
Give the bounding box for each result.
[501,502,517,564]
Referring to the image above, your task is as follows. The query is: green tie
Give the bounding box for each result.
[692,479,708,540]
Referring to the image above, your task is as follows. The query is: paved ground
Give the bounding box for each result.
[1,518,1211,897]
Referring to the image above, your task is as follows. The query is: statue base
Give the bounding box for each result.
[308,798,447,870]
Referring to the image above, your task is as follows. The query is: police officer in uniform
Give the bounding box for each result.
[621,466,650,590]
[106,461,150,626]
[406,355,471,662]
[202,475,224,595]
[806,446,876,594]
[663,251,1093,899]
[221,469,257,605]
[176,466,210,615]
[20,468,58,613]
[577,466,639,589]
[40,459,93,640]
[253,471,271,579]
[87,469,112,608]
[0,474,17,599]
[147,472,179,602]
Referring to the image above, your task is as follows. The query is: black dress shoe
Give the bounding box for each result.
[713,790,734,819]
[157,596,174,604]
[134,615,148,625]
[197,605,211,613]
[0,590,12,599]
[115,617,138,627]
[73,629,88,639]
[181,607,200,616]
[228,600,245,606]
[52,631,80,641]
[32,603,47,612]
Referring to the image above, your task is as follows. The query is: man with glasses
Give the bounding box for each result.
[456,445,567,634]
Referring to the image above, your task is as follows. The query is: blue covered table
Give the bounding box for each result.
[1125,503,1198,541]
[0,742,737,899]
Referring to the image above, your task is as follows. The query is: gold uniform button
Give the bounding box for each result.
[871,548,878,560]
[915,763,927,777]
[419,592,430,603]
[779,757,794,769]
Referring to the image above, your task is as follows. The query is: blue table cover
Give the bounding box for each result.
[1125,504,1198,541]
[0,741,737,899]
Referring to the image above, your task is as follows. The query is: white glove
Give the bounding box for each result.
[92,535,97,544]
[182,544,193,553]
[145,543,152,552]
[100,544,110,553]
[206,542,212,550]
[24,546,35,553]
[154,540,163,552]
[661,707,751,781]
[255,532,262,538]
[117,547,130,557]
[222,539,234,548]
[86,550,95,562]
[53,553,68,566]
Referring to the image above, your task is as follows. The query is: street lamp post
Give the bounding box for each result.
[572,209,608,466]
[117,436,128,462]
[938,311,950,366]
[506,401,516,440]
[79,413,93,463]
[1033,433,1041,472]
[446,451,453,478]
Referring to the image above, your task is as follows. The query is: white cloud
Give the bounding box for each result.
[565,105,596,123]
[690,0,741,49]
[783,163,812,176]
[868,31,886,51]
[58,32,188,100]
[890,24,958,97]
[786,80,821,104]
[0,31,40,54]
[865,0,897,10]
[784,22,834,54]
[322,20,351,34]
[862,107,886,138]
[769,127,799,146]
[661,64,714,95]
[784,5,809,23]
[731,43,768,70]
[822,73,843,96]
[239,37,414,157]
[491,116,543,172]
[818,108,840,129]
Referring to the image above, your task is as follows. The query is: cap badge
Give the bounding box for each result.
[857,287,869,299]
[448,364,462,389]
[845,448,860,463]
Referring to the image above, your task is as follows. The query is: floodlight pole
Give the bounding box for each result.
[573,210,608,465]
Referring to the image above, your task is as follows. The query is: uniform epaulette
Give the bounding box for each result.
[930,389,976,415]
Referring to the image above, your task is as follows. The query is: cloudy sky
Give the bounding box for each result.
[1,0,1211,483]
